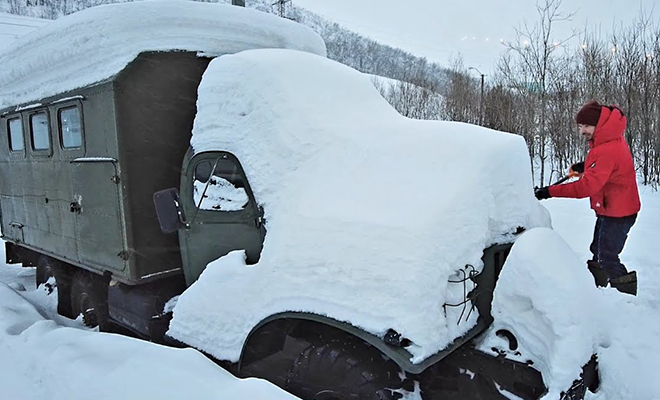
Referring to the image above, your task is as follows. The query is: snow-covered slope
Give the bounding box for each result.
[0,12,47,50]
[0,0,326,109]
[168,48,551,364]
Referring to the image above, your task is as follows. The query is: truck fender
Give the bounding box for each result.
[239,311,426,374]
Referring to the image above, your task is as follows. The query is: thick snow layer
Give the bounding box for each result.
[480,191,660,399]
[483,228,601,397]
[169,48,551,364]
[0,266,298,399]
[539,193,660,400]
[0,1,326,109]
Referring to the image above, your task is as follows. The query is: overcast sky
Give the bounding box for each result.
[295,0,656,74]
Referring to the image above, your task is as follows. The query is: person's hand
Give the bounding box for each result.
[569,161,585,177]
[534,186,551,200]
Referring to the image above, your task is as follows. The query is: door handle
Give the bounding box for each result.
[70,201,82,214]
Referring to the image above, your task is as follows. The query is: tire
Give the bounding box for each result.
[70,271,109,330]
[36,256,55,292]
[560,381,587,400]
[286,340,404,400]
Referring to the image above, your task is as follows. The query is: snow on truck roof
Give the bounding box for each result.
[0,1,326,109]
[169,49,552,364]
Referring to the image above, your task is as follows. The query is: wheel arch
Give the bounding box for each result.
[239,312,427,374]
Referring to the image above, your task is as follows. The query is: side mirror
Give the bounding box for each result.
[153,188,188,233]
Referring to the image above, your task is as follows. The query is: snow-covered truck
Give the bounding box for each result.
[0,2,598,399]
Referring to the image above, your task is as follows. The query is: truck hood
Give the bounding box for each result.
[171,49,551,365]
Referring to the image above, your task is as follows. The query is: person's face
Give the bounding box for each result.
[578,124,595,141]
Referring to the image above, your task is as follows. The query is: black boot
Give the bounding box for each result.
[587,260,609,288]
[610,271,637,296]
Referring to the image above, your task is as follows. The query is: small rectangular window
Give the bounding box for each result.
[59,107,82,149]
[7,117,24,152]
[30,112,50,151]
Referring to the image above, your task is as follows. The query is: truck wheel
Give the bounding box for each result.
[36,256,55,293]
[70,272,109,330]
[286,340,403,400]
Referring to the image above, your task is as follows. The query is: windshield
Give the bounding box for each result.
[193,158,249,211]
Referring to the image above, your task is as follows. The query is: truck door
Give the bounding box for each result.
[179,151,265,286]
[71,158,127,273]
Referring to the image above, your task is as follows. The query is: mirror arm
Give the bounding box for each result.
[190,157,220,226]
[173,194,190,229]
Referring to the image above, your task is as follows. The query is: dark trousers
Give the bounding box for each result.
[590,214,637,279]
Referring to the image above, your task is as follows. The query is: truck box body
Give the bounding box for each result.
[0,52,210,284]
[0,0,325,286]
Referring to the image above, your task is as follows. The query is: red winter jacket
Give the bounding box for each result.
[548,105,641,217]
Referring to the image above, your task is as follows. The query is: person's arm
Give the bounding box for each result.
[549,151,615,199]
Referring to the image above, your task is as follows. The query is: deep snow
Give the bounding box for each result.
[481,191,660,399]
[0,3,658,399]
[0,262,299,400]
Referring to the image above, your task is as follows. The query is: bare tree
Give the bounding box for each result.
[440,56,479,123]
[497,0,578,185]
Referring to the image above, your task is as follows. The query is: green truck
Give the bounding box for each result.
[0,2,597,399]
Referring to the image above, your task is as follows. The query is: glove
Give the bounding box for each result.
[570,161,585,175]
[534,186,551,200]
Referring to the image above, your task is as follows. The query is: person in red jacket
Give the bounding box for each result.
[535,100,641,295]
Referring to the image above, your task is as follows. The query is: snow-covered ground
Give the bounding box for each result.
[536,190,660,399]
[1,3,658,399]
[483,189,660,399]
[1,189,657,399]
[0,254,299,399]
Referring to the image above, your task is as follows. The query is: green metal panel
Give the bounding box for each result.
[113,52,211,283]
[71,159,126,273]
[0,82,120,274]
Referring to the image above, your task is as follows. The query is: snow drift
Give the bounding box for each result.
[482,228,601,398]
[0,280,298,400]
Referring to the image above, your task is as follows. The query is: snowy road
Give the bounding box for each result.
[0,189,658,399]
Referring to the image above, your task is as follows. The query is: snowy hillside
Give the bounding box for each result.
[0,12,47,49]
